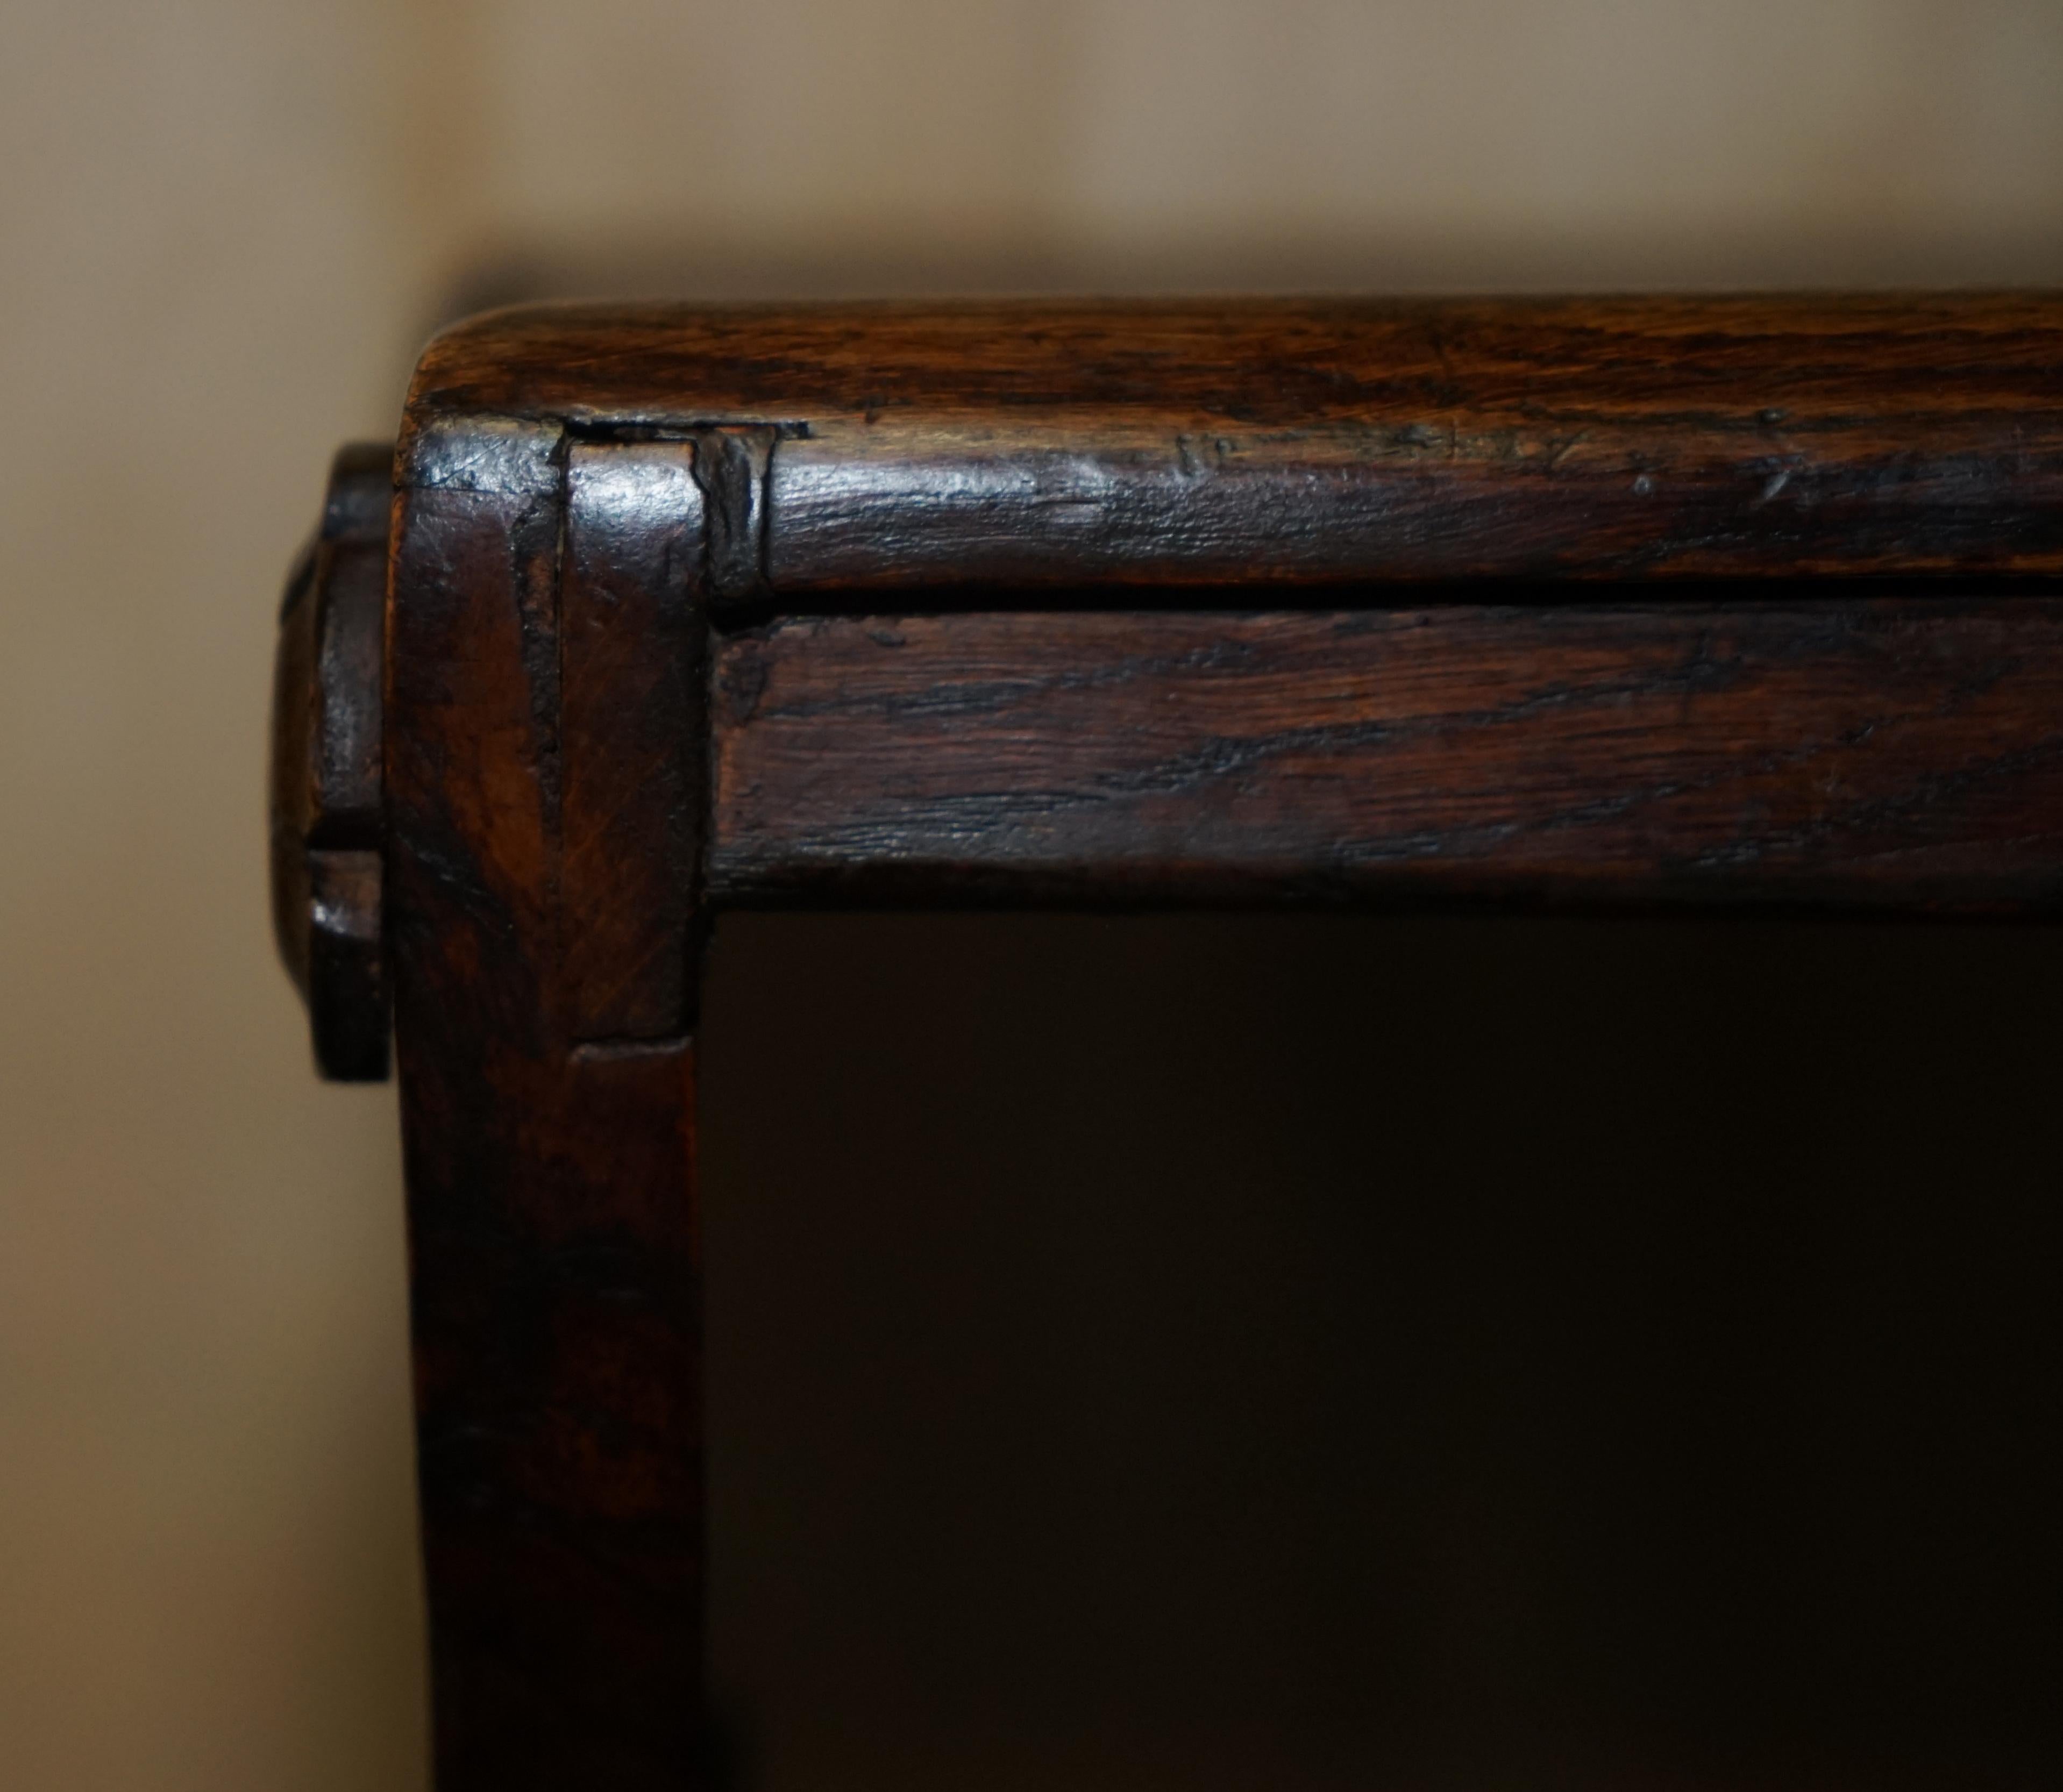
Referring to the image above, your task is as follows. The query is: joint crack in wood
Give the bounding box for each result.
[692,426,777,609]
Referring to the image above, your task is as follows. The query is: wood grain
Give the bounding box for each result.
[357,296,2063,1791]
[710,601,2063,913]
[405,296,2063,596]
[387,468,704,1791]
[562,440,706,1040]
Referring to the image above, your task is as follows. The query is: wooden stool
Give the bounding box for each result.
[271,297,2063,1790]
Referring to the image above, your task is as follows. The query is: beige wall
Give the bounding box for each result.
[4,4,2062,1787]
[457,0,2063,273]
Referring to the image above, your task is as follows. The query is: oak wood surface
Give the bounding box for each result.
[710,601,2063,913]
[387,473,703,1791]
[358,292,2063,1792]
[562,441,707,1039]
[406,295,2063,595]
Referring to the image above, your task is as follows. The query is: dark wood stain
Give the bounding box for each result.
[269,441,390,1080]
[562,440,706,1040]
[710,603,2063,912]
[387,474,703,1791]
[406,296,2063,595]
[311,295,2063,1791]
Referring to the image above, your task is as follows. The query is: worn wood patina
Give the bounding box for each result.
[269,295,2063,1791]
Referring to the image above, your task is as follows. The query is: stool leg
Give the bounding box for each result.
[390,472,708,1789]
